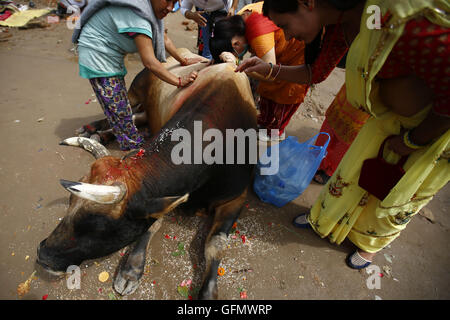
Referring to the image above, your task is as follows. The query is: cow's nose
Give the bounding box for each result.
[37,239,46,255]
[35,240,65,277]
[36,239,50,264]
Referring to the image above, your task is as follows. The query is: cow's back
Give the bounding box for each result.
[128,49,257,134]
[134,54,258,200]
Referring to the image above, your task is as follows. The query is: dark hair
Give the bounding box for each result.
[262,0,364,64]
[262,0,299,15]
[262,0,364,15]
[209,15,246,63]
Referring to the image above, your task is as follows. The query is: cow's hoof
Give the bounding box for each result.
[198,291,218,300]
[113,271,141,296]
[198,283,218,300]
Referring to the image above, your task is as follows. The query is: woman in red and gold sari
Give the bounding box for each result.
[210,2,308,141]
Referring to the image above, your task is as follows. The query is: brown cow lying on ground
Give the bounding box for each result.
[36,49,257,299]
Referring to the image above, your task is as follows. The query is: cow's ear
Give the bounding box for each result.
[127,193,189,219]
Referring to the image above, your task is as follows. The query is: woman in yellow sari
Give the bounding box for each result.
[236,0,449,269]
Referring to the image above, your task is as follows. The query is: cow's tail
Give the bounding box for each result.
[128,68,150,112]
[128,85,141,111]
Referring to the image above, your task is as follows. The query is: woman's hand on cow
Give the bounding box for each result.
[186,10,207,27]
[180,71,198,87]
[181,56,209,66]
[235,56,270,76]
[220,52,237,64]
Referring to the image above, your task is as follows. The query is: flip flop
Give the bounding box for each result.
[313,170,331,185]
[292,213,312,229]
[346,251,372,270]
[76,124,97,135]
[90,131,115,146]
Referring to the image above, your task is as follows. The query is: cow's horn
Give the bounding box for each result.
[60,179,126,204]
[59,137,110,159]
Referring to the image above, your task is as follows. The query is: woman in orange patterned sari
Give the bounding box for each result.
[209,2,308,141]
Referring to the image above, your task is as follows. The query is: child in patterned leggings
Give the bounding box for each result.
[74,0,202,150]
[88,77,144,150]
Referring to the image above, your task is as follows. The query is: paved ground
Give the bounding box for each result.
[0,1,449,300]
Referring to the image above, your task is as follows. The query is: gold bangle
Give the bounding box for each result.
[270,63,281,81]
[265,62,274,80]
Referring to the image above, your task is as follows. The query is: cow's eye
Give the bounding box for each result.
[74,213,112,236]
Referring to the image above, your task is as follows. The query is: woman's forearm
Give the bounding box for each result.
[235,57,311,85]
[145,59,179,86]
[135,34,179,86]
[387,109,449,156]
[410,111,450,146]
[249,64,311,84]
[276,64,311,85]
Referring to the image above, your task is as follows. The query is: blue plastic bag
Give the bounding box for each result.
[253,132,331,207]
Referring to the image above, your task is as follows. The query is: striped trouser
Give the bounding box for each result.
[89,76,144,151]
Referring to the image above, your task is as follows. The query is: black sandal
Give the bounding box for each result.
[90,131,115,146]
[313,170,331,185]
[75,124,97,135]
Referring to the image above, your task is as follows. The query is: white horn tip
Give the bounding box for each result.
[59,137,111,159]
[60,179,126,204]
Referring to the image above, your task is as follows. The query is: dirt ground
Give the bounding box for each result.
[1,1,449,301]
